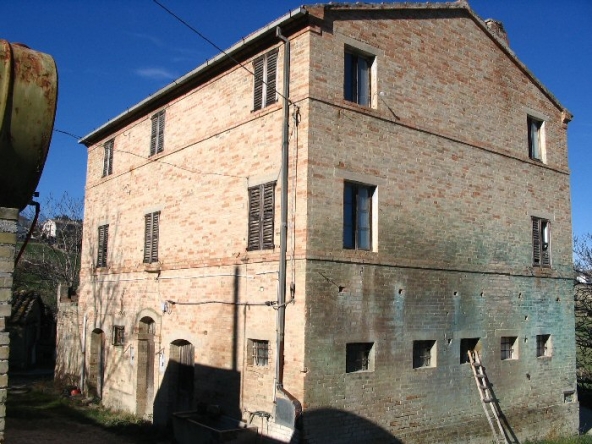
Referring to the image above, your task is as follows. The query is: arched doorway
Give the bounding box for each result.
[88,328,104,398]
[168,339,194,413]
[136,317,155,418]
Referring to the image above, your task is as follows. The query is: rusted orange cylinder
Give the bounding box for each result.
[0,40,58,210]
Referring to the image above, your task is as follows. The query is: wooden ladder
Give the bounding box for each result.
[467,350,509,444]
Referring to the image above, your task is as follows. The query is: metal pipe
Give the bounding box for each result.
[80,314,87,391]
[275,26,290,393]
[15,199,40,267]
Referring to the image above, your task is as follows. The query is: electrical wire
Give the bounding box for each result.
[54,129,82,140]
[152,0,294,105]
[111,148,245,179]
[166,299,275,307]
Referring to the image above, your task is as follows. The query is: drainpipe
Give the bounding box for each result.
[80,313,87,390]
[274,26,302,428]
[275,25,290,395]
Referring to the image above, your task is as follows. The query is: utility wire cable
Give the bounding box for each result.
[152,0,293,105]
[54,129,82,140]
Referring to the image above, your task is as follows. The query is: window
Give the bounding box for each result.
[460,338,481,364]
[149,110,165,156]
[346,342,374,373]
[248,339,269,367]
[413,340,436,368]
[253,50,278,111]
[97,224,109,268]
[536,334,552,357]
[102,139,113,177]
[528,115,544,161]
[344,182,374,250]
[344,50,374,106]
[532,217,551,267]
[112,325,125,346]
[247,182,275,251]
[143,212,160,263]
[501,336,518,360]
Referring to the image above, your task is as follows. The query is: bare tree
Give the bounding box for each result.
[575,234,592,395]
[13,192,83,308]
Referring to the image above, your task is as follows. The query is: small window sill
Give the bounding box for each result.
[346,369,374,375]
[250,102,281,114]
[144,262,161,273]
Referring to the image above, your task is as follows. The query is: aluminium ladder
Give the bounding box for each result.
[467,350,509,444]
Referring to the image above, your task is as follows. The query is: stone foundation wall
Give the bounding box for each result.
[0,208,19,444]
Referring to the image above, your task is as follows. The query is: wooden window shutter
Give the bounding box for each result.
[108,140,113,174]
[265,50,278,107]
[253,56,264,111]
[97,224,108,267]
[150,110,165,156]
[144,212,160,263]
[261,182,275,249]
[157,111,165,154]
[247,186,262,250]
[144,214,152,263]
[150,114,158,156]
[247,182,275,250]
[532,218,541,266]
[102,140,113,177]
[151,211,160,263]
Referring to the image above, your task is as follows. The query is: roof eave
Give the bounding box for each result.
[79,6,308,146]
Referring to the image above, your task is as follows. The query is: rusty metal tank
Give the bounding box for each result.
[0,40,58,210]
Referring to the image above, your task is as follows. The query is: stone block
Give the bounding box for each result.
[0,305,10,318]
[0,290,10,303]
[0,208,18,221]
[0,234,16,245]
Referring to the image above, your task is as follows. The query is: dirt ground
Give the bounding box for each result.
[5,372,168,444]
[6,415,140,444]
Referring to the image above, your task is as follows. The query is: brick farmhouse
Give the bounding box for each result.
[56,2,577,442]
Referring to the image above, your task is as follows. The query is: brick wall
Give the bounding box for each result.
[71,25,312,434]
[64,4,576,444]
[0,208,19,444]
[299,7,576,443]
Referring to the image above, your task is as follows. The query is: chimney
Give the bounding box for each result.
[484,19,509,46]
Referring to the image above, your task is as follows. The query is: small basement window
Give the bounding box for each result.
[460,338,481,364]
[413,340,436,369]
[501,336,518,360]
[346,342,374,373]
[247,339,269,367]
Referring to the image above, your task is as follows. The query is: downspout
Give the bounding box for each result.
[274,26,302,424]
[80,313,87,391]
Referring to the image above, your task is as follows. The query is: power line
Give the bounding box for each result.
[152,0,291,104]
[54,129,82,140]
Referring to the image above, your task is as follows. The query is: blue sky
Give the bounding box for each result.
[4,1,591,238]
